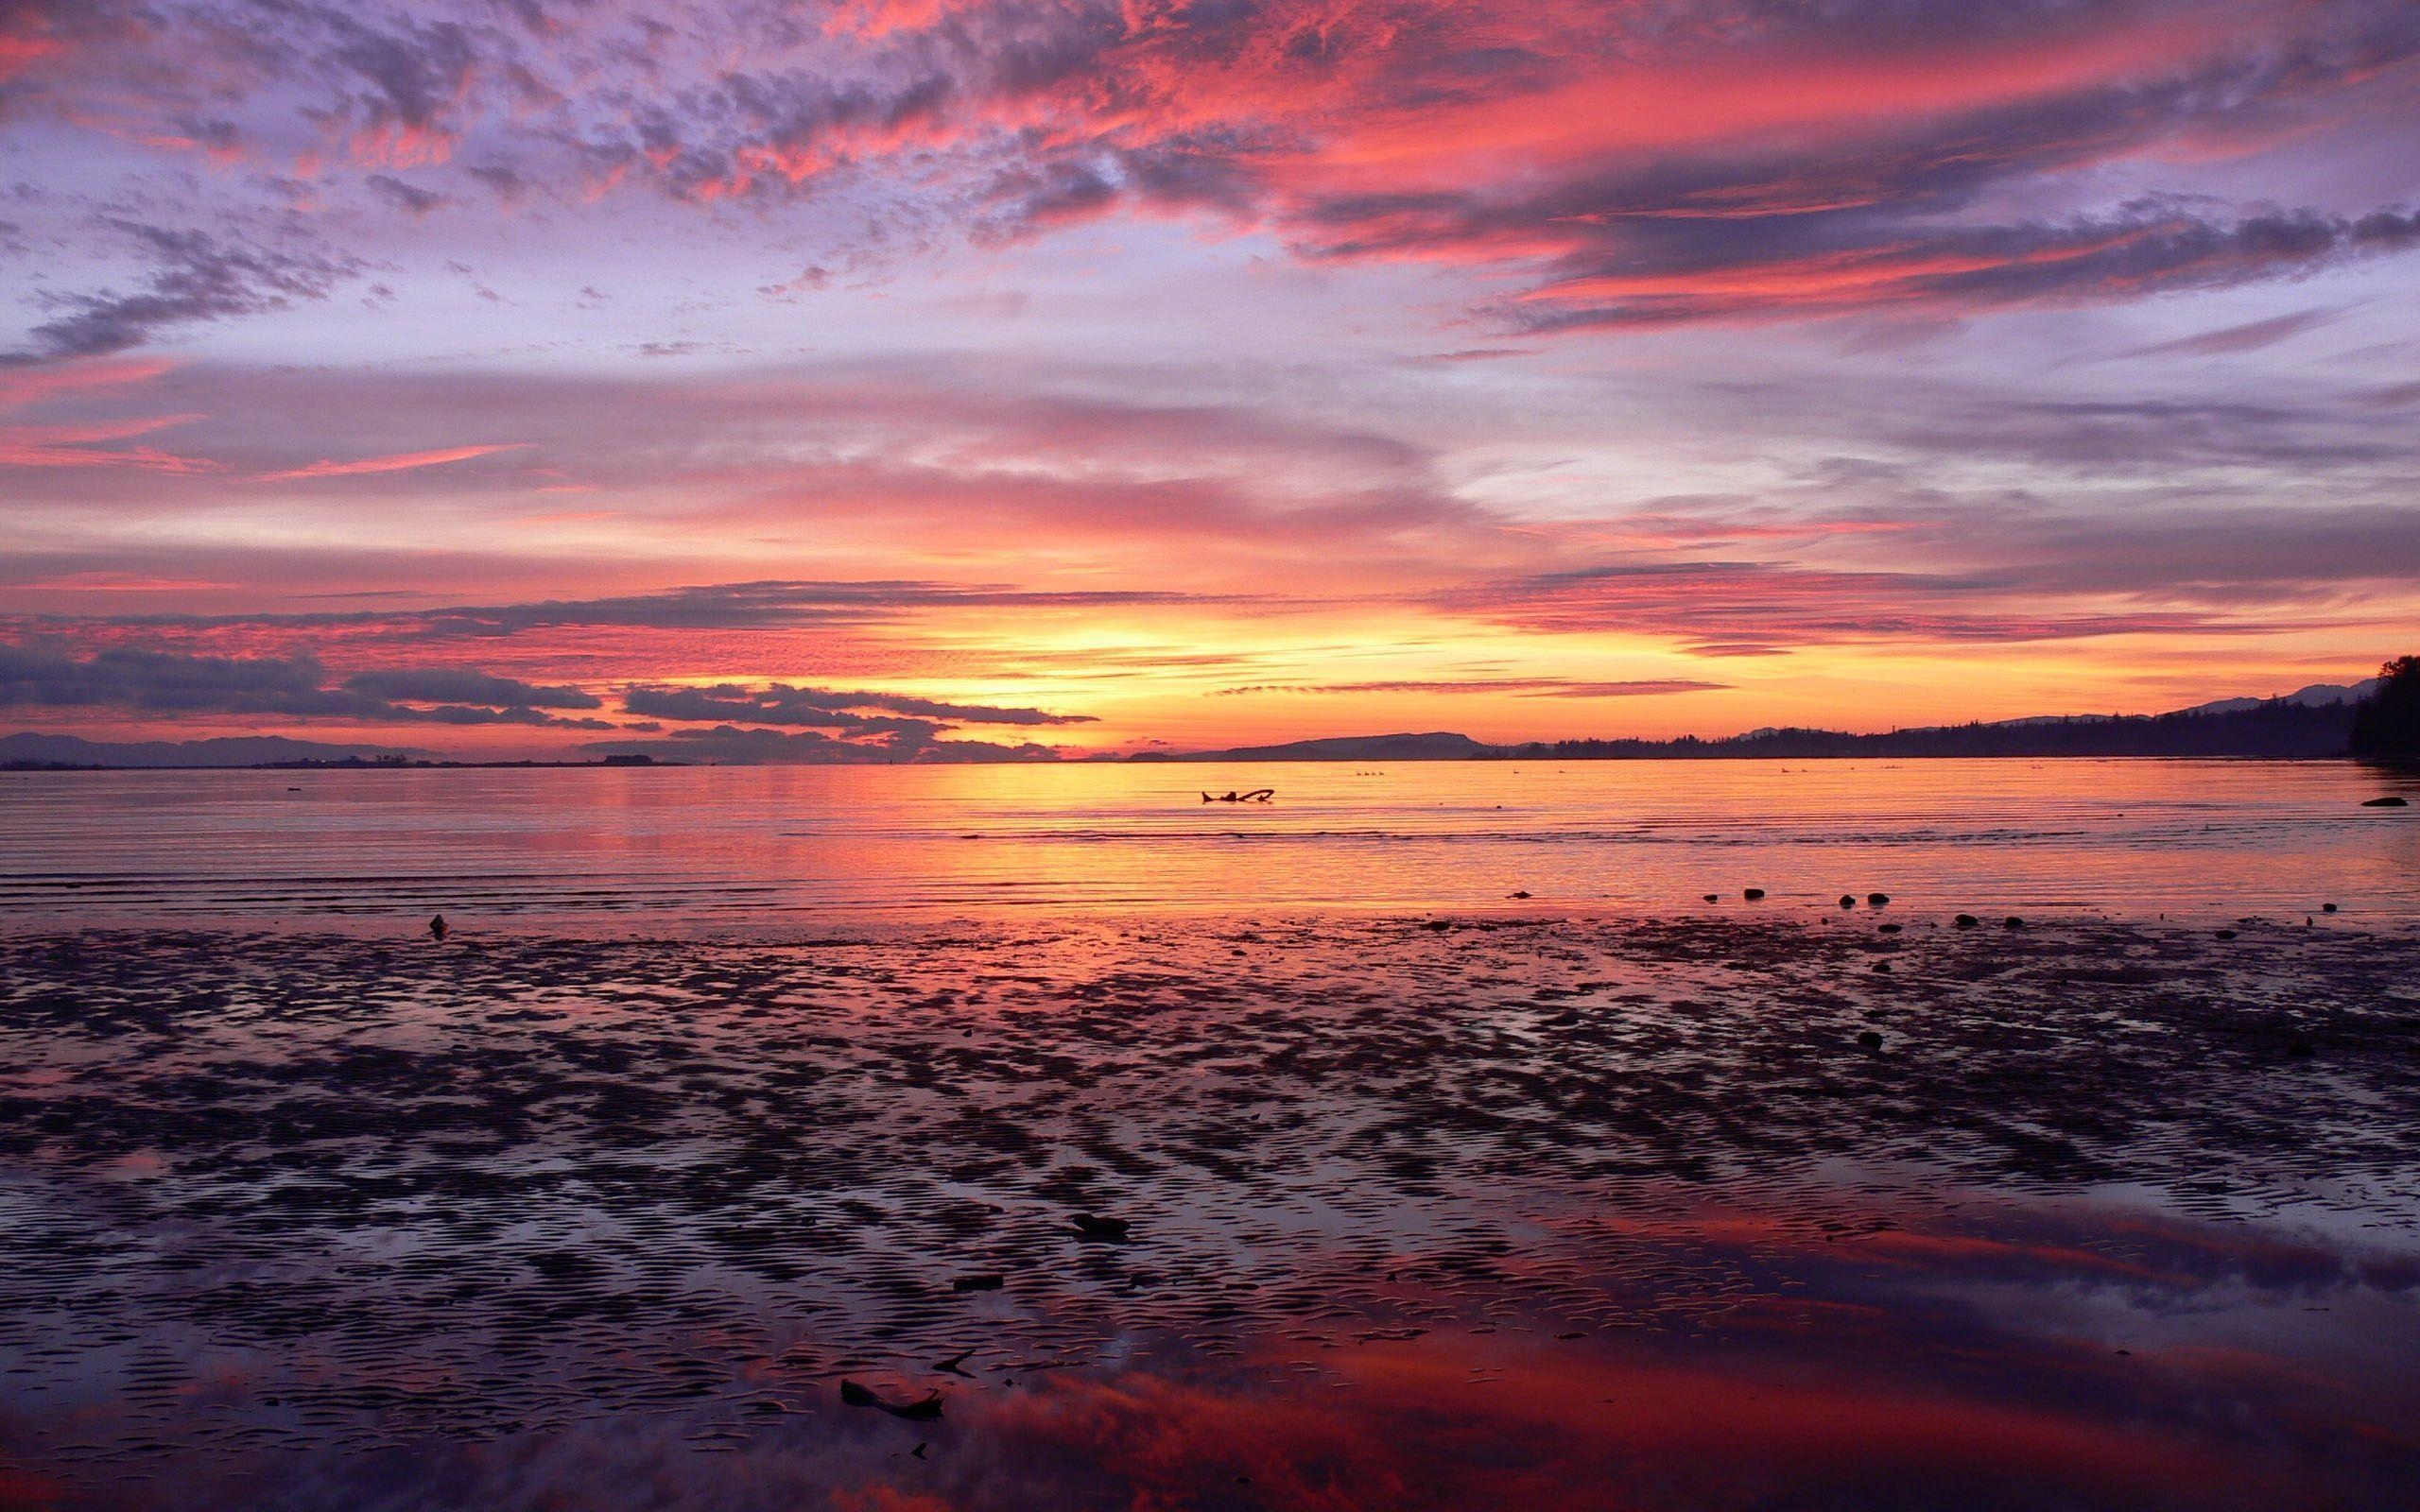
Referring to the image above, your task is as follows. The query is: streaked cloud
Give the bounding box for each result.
[259,443,527,482]
[0,643,614,726]
[621,680,1095,727]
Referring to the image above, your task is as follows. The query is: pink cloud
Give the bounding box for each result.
[258,442,527,482]
[0,415,216,473]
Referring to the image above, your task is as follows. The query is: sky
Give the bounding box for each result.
[3,0,2418,762]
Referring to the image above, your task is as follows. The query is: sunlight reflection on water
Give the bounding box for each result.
[2,757,2415,929]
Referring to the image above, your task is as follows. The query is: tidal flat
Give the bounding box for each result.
[3,913,2416,1510]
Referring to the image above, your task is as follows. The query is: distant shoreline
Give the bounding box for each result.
[6,752,2410,773]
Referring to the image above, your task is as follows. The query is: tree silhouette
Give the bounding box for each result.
[2350,657,2420,757]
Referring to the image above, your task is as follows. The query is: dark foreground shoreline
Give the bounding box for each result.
[4,915,2417,1510]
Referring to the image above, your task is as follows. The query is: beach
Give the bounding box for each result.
[5,908,2417,1509]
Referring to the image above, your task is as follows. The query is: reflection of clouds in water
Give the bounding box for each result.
[9,760,2420,926]
[959,1336,2290,1512]
[25,1278,2411,1512]
[3,918,2417,1507]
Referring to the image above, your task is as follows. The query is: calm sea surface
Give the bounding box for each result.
[4,756,2415,930]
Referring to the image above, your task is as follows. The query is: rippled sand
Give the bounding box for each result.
[3,912,2416,1509]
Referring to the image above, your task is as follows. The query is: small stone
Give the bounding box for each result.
[841,1380,943,1420]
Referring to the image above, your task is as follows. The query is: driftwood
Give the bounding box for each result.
[1201,788,1275,803]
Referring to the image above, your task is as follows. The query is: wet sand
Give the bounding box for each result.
[3,912,2417,1509]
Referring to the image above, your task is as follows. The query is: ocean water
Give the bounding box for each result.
[7,764,2420,1510]
[2,756,2414,930]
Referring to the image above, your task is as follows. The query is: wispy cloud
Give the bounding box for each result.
[258,442,527,482]
[10,220,360,361]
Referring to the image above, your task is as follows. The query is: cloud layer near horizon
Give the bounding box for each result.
[0,643,1100,757]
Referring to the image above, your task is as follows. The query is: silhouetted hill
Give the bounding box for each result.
[2176,679,2378,716]
[1159,688,2378,762]
[1160,731,1491,763]
[1495,698,2360,760]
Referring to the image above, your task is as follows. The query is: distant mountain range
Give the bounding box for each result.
[0,678,2392,767]
[1132,731,1491,763]
[2171,679,2380,716]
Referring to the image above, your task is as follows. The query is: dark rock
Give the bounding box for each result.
[952,1274,1005,1293]
[1877,922,1902,934]
[428,914,449,939]
[1841,895,1857,909]
[2360,796,2409,807]
[840,1380,943,1420]
[1743,888,1766,901]
[1855,1030,1884,1051]
[2215,929,2238,940]
[1071,1213,1132,1242]
[2322,902,2339,913]
[1867,893,1891,906]
[1954,914,1979,928]
[1703,893,1720,902]
[2003,916,2026,930]
[1508,890,1531,900]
